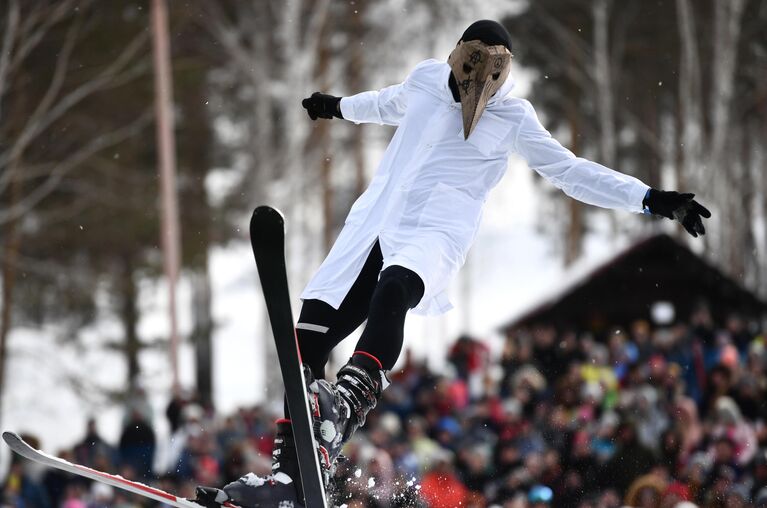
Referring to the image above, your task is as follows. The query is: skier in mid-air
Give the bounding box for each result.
[197,19,710,507]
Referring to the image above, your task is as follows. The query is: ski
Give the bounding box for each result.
[2,431,239,508]
[249,206,328,508]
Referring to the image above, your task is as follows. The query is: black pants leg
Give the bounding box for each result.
[295,240,425,377]
[296,242,383,379]
[354,265,424,369]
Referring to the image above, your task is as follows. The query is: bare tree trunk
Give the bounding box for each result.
[564,100,584,265]
[314,12,333,254]
[0,157,22,428]
[0,0,20,124]
[757,127,767,297]
[321,154,333,252]
[593,0,616,169]
[710,0,746,169]
[676,0,704,189]
[738,133,756,288]
[191,269,213,408]
[151,0,181,395]
[675,0,705,247]
[709,0,746,278]
[0,65,26,427]
[726,156,747,280]
[175,19,216,409]
[592,0,622,238]
[119,255,141,388]
[564,24,584,266]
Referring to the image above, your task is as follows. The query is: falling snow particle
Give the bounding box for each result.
[354,468,362,478]
[367,477,376,488]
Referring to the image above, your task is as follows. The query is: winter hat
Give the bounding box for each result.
[460,20,512,50]
[436,416,462,437]
[715,396,742,423]
[528,484,553,503]
[663,482,692,501]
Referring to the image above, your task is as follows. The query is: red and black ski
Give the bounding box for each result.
[2,431,238,508]
[249,206,328,508]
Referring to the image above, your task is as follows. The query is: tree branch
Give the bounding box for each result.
[10,0,81,71]
[23,12,82,144]
[8,0,85,75]
[0,109,153,225]
[0,0,20,123]
[0,30,149,171]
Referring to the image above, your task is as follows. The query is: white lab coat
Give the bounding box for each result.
[301,59,649,315]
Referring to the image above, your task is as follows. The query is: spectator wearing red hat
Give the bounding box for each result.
[419,455,469,508]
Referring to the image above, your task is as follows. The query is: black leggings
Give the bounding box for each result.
[296,241,424,377]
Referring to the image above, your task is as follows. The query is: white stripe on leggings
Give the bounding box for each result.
[296,322,329,334]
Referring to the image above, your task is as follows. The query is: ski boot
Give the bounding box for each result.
[285,355,388,488]
[194,420,303,507]
[195,354,387,507]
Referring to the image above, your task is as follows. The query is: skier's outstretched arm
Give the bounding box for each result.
[302,82,407,126]
[301,78,407,125]
[514,100,711,237]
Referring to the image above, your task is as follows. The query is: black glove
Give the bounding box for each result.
[642,188,712,237]
[301,92,343,120]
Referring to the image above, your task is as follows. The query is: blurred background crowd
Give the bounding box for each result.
[4,303,767,508]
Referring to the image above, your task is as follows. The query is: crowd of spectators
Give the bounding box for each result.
[3,303,767,508]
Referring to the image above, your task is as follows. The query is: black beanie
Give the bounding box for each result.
[460,20,512,51]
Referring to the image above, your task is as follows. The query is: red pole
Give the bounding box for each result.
[151,0,181,394]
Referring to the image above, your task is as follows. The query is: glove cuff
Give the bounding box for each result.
[331,96,343,119]
[642,188,653,215]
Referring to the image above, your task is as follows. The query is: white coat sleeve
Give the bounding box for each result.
[513,101,649,213]
[339,82,407,126]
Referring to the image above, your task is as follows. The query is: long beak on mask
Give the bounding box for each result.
[448,41,511,140]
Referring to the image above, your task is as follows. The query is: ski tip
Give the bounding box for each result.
[250,206,286,244]
[3,431,20,442]
[2,431,22,447]
[252,205,285,222]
